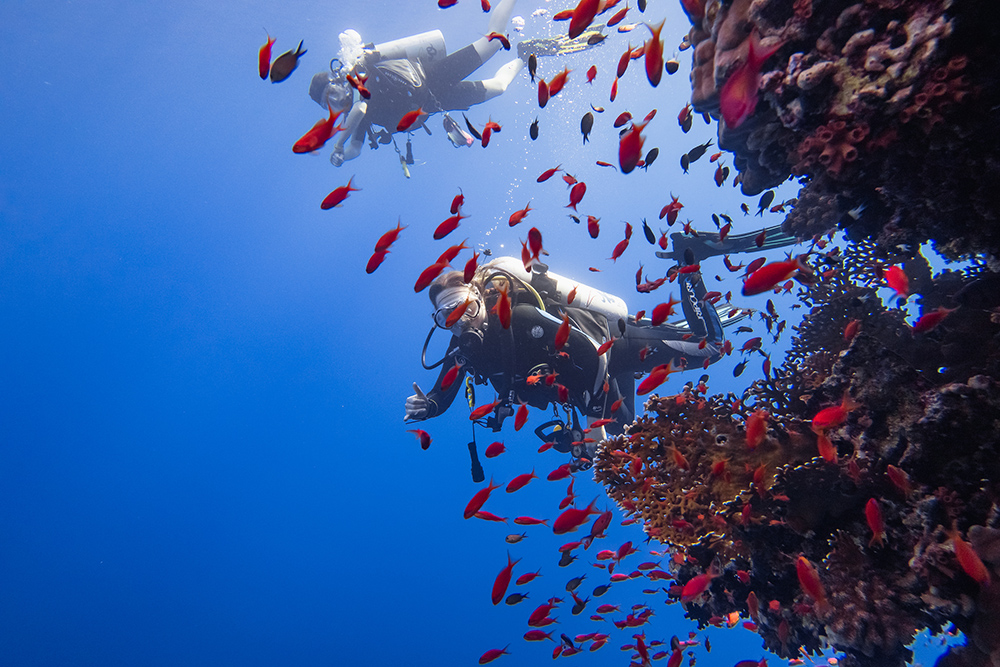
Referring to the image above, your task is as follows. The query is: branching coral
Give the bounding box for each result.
[595,242,1000,667]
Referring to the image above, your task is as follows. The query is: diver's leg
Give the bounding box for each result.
[678,270,724,344]
[429,0,517,82]
[435,59,523,110]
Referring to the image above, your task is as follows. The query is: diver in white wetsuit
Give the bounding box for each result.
[308,0,523,166]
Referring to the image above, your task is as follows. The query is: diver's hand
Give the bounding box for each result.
[404,382,430,421]
[330,148,345,167]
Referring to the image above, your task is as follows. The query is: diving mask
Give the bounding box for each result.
[433,287,483,329]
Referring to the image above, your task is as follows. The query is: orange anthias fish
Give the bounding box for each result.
[464,476,502,519]
[434,212,469,240]
[884,265,910,299]
[553,498,600,534]
[492,552,522,605]
[719,31,784,129]
[548,67,571,97]
[567,285,578,304]
[485,441,506,458]
[479,645,510,665]
[258,32,275,80]
[366,249,390,274]
[618,121,648,174]
[745,409,769,449]
[644,20,665,87]
[949,524,991,585]
[374,218,406,252]
[471,398,503,421]
[436,240,468,266]
[586,65,597,84]
[636,363,675,395]
[567,181,587,211]
[537,165,562,182]
[407,428,431,450]
[538,77,550,108]
[680,565,720,602]
[865,498,885,547]
[497,284,512,328]
[487,32,511,50]
[795,556,831,614]
[414,261,449,293]
[609,238,629,262]
[514,402,529,430]
[912,306,956,332]
[650,296,680,325]
[463,253,479,283]
[810,391,860,433]
[293,103,341,153]
[741,256,807,296]
[555,313,571,350]
[506,469,537,493]
[445,297,472,328]
[569,0,600,39]
[509,201,533,226]
[440,360,461,391]
[396,107,426,132]
[320,176,360,209]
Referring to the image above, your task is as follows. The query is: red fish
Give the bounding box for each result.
[374,218,406,252]
[552,9,573,20]
[865,498,885,547]
[396,107,426,132]
[609,238,629,262]
[617,45,632,78]
[619,120,647,174]
[567,181,587,210]
[414,261,449,292]
[742,256,806,296]
[614,111,633,128]
[567,285,578,304]
[651,296,680,325]
[438,0,457,6]
[586,65,597,83]
[719,31,784,128]
[608,4,629,26]
[884,265,909,298]
[506,469,537,493]
[910,306,953,332]
[487,32,511,50]
[470,398,503,422]
[680,566,720,602]
[548,67,570,96]
[407,429,431,450]
[514,516,548,526]
[320,176,360,209]
[587,215,600,239]
[795,556,830,614]
[258,32,275,80]
[553,498,599,534]
[745,409,768,449]
[569,0,600,39]
[450,189,465,214]
[514,402,529,430]
[485,441,506,459]
[537,165,562,182]
[293,103,341,153]
[643,20,665,87]
[597,338,616,356]
[610,76,619,102]
[949,525,991,585]
[482,0,491,9]
[548,463,573,481]
[464,252,479,283]
[538,78,550,108]
[434,212,468,240]
[440,360,462,390]
[497,284,511,328]
[478,645,510,664]
[811,392,859,433]
[366,249,389,274]
[509,201,533,226]
[636,363,675,395]
[555,313,571,350]
[464,476,502,519]
[816,431,837,464]
[437,239,469,266]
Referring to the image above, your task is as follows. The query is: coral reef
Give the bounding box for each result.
[595,241,1000,667]
[683,0,1000,259]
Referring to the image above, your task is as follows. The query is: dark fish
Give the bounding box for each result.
[568,214,581,224]
[559,551,577,567]
[505,592,529,605]
[711,213,720,227]
[681,113,693,133]
[529,117,539,140]
[566,574,586,592]
[702,111,712,123]
[680,153,690,173]
[638,0,647,11]
[642,147,658,169]
[528,53,537,82]
[593,584,611,596]
[270,40,306,83]
[665,58,679,74]
[587,33,606,45]
[735,325,754,334]
[581,112,594,144]
[617,318,626,335]
[463,113,483,140]
[505,532,528,543]
[571,596,588,615]
[642,218,655,244]
[733,359,748,377]
[720,212,733,223]
[741,203,750,215]
[687,139,713,163]
[757,190,775,215]
[561,634,576,650]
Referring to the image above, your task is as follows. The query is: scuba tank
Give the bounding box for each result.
[371,30,447,65]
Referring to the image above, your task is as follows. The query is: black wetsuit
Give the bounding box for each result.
[423,271,724,434]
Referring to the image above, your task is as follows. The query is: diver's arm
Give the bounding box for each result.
[332,102,369,163]
[406,353,466,421]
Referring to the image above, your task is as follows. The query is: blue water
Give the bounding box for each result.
[0,1,960,665]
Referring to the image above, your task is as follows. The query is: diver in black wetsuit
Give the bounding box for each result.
[308,0,522,166]
[404,256,731,466]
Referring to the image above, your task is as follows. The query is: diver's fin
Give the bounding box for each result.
[655,224,797,263]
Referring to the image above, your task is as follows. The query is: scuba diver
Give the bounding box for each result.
[308,0,523,167]
[404,254,741,470]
